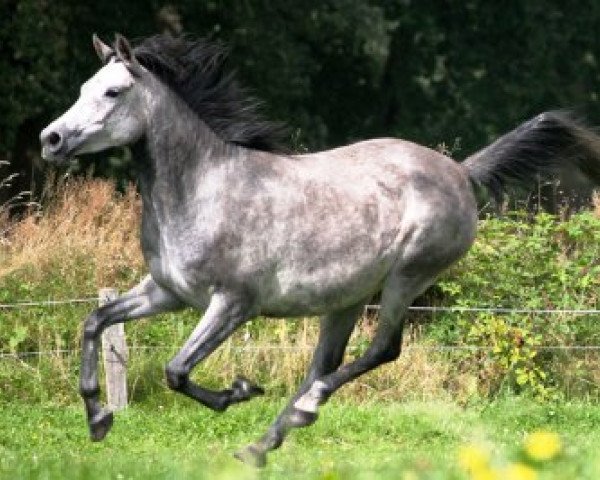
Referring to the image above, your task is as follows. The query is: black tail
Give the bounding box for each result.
[462,111,600,200]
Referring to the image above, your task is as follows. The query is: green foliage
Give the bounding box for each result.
[459,312,550,399]
[432,211,600,399]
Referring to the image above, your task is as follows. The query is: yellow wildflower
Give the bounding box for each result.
[504,462,538,480]
[458,444,490,473]
[524,431,562,461]
[471,467,500,480]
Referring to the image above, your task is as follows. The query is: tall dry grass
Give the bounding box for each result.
[0,174,143,286]
[0,161,39,244]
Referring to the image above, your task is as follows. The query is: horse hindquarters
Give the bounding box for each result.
[287,214,476,417]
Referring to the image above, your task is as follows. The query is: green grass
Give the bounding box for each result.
[1,397,600,479]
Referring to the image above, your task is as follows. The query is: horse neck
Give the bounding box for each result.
[137,80,242,209]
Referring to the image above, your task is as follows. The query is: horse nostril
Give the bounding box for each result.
[48,132,62,147]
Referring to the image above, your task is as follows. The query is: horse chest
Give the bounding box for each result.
[147,252,212,307]
[140,203,203,290]
[143,224,214,303]
[147,250,184,286]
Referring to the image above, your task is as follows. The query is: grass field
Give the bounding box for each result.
[1,396,600,479]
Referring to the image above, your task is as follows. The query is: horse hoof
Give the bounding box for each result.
[287,408,318,428]
[233,444,267,468]
[232,376,265,401]
[89,409,114,441]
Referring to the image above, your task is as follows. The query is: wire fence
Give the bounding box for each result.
[2,295,599,314]
[0,297,98,309]
[366,305,600,316]
[1,294,600,360]
[4,343,600,361]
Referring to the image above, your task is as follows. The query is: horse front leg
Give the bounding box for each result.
[80,275,183,441]
[164,290,264,411]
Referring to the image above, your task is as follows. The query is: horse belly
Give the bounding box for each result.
[260,250,393,317]
[257,199,407,316]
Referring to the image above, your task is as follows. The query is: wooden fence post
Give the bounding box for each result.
[99,288,128,410]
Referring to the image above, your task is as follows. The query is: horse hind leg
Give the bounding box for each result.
[293,272,436,409]
[235,302,364,467]
[238,271,437,467]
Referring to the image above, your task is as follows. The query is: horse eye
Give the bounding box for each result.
[104,88,121,98]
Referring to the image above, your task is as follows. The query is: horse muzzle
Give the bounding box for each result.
[40,125,82,164]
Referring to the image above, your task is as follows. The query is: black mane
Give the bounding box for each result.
[129,34,288,153]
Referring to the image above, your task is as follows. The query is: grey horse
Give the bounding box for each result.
[40,34,600,467]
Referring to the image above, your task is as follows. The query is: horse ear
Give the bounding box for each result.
[114,33,142,75]
[92,33,113,64]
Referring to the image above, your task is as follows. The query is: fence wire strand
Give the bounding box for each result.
[1,297,598,314]
[367,305,600,315]
[4,343,600,360]
[1,294,599,360]
[0,297,98,309]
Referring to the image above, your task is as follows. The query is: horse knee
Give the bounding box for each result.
[165,363,188,390]
[82,311,104,340]
[79,383,100,399]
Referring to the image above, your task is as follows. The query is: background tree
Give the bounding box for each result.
[1,1,599,208]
